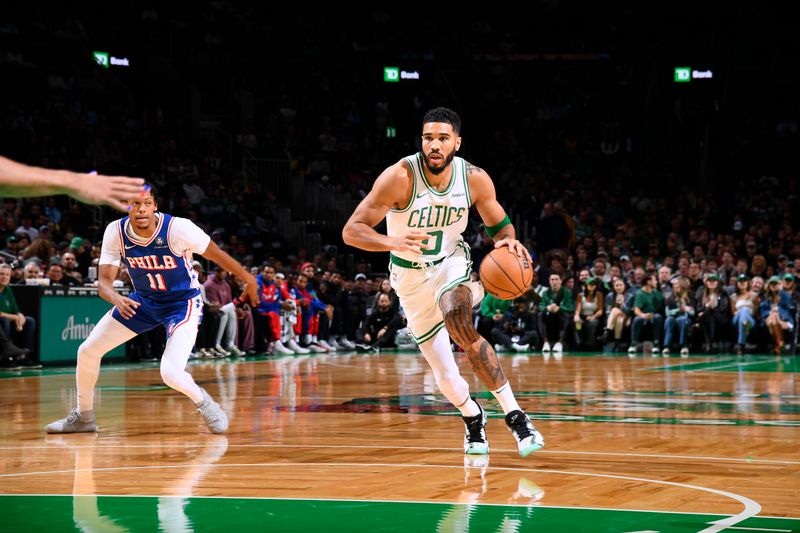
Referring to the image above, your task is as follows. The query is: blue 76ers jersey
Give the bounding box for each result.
[118,213,201,303]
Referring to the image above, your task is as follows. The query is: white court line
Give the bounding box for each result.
[1,443,797,466]
[593,396,800,405]
[642,357,729,371]
[689,360,777,373]
[722,527,792,532]
[4,492,797,521]
[0,461,762,532]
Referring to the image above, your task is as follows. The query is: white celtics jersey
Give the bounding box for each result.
[386,152,471,263]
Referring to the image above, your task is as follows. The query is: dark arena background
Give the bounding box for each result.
[1,3,798,532]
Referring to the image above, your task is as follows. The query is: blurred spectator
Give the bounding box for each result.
[23,261,43,281]
[479,293,511,341]
[492,297,539,352]
[782,273,799,311]
[663,277,695,356]
[60,252,82,284]
[366,277,399,315]
[290,272,331,352]
[628,274,664,355]
[730,274,758,354]
[14,216,38,240]
[191,261,218,359]
[338,273,366,349]
[0,322,32,369]
[538,273,573,354]
[718,252,736,282]
[274,273,309,354]
[0,264,37,365]
[1,235,19,262]
[46,262,78,286]
[356,293,404,352]
[254,265,293,354]
[695,273,730,353]
[591,257,611,285]
[760,276,793,354]
[657,266,674,299]
[69,237,91,279]
[601,277,633,348]
[204,265,244,357]
[750,255,767,279]
[574,277,604,350]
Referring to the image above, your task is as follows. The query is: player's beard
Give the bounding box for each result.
[423,150,455,175]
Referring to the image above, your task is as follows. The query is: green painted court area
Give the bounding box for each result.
[3,495,798,532]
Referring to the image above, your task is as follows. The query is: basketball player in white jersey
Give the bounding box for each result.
[45,185,258,435]
[343,107,544,457]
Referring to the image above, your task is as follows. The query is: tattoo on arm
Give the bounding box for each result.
[465,162,483,176]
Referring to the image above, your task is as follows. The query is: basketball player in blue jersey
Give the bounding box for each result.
[46,185,258,434]
[343,107,544,457]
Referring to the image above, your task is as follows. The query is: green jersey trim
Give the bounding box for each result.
[463,160,472,207]
[389,158,417,213]
[419,153,456,197]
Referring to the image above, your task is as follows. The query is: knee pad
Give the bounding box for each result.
[443,306,480,346]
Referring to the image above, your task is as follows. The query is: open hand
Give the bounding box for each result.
[67,172,146,212]
[114,295,140,320]
[494,238,532,264]
[392,230,430,254]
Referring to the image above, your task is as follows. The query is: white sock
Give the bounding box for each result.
[492,382,522,414]
[456,396,481,418]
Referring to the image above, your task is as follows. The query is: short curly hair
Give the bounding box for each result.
[422,107,461,135]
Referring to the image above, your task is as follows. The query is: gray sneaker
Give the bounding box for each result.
[45,409,97,434]
[196,388,228,433]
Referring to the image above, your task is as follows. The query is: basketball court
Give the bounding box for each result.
[1,350,798,532]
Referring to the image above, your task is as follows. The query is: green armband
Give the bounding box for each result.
[485,215,511,238]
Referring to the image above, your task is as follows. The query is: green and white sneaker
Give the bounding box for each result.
[463,402,489,455]
[45,408,97,434]
[196,388,228,433]
[505,410,544,457]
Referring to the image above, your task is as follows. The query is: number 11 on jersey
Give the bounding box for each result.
[146,273,167,291]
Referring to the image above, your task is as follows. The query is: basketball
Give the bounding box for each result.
[479,247,533,300]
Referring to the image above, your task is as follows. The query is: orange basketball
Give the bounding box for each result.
[479,247,533,300]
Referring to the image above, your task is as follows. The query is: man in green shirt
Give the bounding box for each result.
[628,273,665,354]
[537,273,574,354]
[480,293,511,324]
[478,293,511,348]
[0,263,38,367]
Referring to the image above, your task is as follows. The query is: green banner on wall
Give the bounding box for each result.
[39,288,127,364]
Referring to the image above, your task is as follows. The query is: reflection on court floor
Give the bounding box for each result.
[1,352,798,532]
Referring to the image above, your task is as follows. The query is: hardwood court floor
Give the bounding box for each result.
[1,351,798,532]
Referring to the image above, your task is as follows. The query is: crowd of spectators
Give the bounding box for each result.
[1,4,797,366]
[479,261,798,357]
